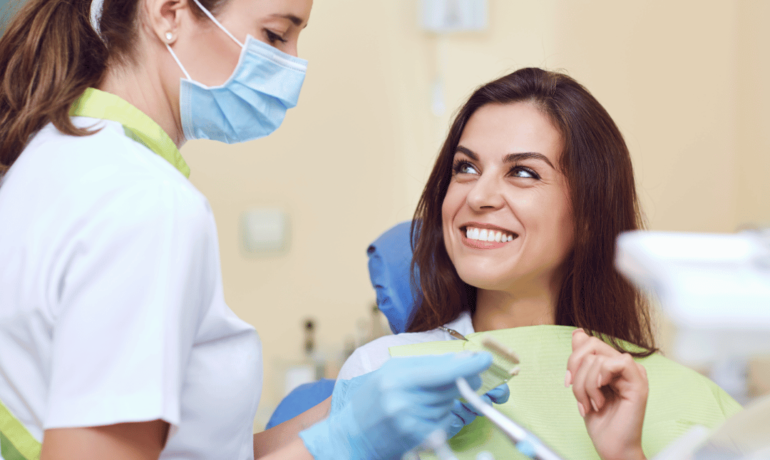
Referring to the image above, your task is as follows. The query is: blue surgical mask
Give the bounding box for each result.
[166,0,307,143]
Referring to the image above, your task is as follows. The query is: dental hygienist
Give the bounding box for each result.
[0,0,503,459]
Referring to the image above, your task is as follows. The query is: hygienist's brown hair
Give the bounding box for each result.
[409,67,656,356]
[0,0,226,173]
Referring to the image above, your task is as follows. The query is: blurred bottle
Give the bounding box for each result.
[370,303,389,341]
[355,303,391,348]
[281,318,326,397]
[303,319,325,380]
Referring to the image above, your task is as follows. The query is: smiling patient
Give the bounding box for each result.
[338,68,741,460]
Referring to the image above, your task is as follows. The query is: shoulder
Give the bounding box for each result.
[10,120,210,226]
[22,119,198,198]
[337,312,473,380]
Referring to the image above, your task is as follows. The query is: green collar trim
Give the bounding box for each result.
[71,88,190,178]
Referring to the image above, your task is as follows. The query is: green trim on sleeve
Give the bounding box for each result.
[70,88,190,178]
[0,399,40,460]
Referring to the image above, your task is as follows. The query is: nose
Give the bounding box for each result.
[466,174,505,211]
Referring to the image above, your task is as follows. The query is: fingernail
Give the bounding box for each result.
[591,399,598,412]
[577,402,586,417]
[564,370,571,387]
[572,328,583,335]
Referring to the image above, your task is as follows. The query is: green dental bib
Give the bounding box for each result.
[389,326,741,460]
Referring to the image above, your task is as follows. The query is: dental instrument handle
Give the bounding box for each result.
[455,378,565,460]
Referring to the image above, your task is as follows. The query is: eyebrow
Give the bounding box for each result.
[271,14,306,27]
[455,146,555,170]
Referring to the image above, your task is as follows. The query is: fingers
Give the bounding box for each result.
[398,353,493,388]
[484,384,510,404]
[570,352,648,417]
[566,329,619,387]
[571,353,596,416]
[583,355,607,412]
[393,375,481,408]
[452,399,481,423]
[595,354,647,397]
[571,328,592,350]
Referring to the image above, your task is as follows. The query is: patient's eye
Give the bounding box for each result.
[453,160,479,175]
[510,166,540,180]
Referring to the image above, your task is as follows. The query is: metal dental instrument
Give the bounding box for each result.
[441,326,520,395]
[439,326,469,341]
[455,377,566,460]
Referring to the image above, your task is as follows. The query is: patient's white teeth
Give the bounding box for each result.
[464,227,516,243]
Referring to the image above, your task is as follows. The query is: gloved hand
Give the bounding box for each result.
[446,383,510,437]
[328,374,510,439]
[299,352,493,460]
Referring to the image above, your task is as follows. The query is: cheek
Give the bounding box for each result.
[441,185,463,256]
[539,196,575,260]
[515,189,574,261]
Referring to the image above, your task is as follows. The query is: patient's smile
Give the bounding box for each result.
[463,225,517,248]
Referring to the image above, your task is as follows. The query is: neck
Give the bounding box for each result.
[98,54,185,147]
[472,279,559,332]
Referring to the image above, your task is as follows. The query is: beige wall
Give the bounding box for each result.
[180,0,770,423]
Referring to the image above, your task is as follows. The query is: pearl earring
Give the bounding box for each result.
[165,32,173,42]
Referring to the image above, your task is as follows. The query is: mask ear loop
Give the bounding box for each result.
[189,0,244,48]
[166,44,192,80]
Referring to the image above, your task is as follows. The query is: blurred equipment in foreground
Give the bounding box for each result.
[616,229,770,459]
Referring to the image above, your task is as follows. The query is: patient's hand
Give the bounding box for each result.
[566,329,648,460]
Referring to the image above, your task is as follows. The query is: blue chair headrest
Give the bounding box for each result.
[367,221,422,334]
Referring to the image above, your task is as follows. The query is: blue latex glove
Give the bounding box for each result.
[446,383,510,437]
[299,352,492,460]
[327,377,510,437]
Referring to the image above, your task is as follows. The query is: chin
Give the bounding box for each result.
[455,267,513,292]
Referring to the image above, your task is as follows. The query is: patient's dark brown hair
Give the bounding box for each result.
[408,67,655,357]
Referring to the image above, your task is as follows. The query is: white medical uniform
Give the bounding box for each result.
[0,89,262,460]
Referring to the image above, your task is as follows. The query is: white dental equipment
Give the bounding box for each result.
[616,229,770,459]
[455,377,565,460]
[650,393,770,460]
[615,230,770,366]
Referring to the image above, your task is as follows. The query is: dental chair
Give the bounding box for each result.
[266,221,419,429]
